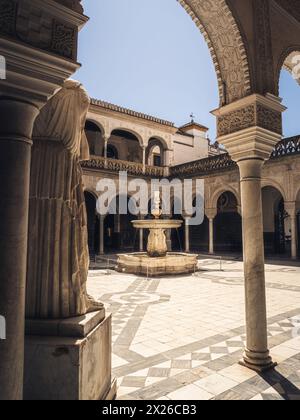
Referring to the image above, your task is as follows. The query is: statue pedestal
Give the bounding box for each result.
[24,311,116,400]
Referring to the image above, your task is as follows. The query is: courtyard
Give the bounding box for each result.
[88,257,300,401]
[2,0,300,402]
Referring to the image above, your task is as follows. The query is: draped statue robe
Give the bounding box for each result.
[26,80,100,319]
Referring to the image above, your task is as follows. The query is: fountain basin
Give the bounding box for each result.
[132,219,183,258]
[132,220,183,230]
[116,252,198,277]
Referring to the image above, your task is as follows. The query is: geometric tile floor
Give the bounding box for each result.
[88,257,300,400]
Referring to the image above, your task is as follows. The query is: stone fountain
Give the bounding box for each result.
[117,192,198,276]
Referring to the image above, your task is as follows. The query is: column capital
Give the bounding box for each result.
[103,135,110,143]
[285,201,297,217]
[237,157,265,180]
[205,208,217,220]
[0,0,87,108]
[212,93,286,137]
[97,213,106,220]
[212,93,285,163]
[182,214,192,220]
[218,126,282,163]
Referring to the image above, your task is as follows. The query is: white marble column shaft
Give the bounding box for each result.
[238,158,274,371]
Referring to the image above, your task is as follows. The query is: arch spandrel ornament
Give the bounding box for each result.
[178,0,252,105]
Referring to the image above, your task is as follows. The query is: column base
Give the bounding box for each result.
[239,349,277,373]
[24,311,116,400]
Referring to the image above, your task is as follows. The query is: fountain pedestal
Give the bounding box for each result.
[116,219,198,277]
[148,228,168,257]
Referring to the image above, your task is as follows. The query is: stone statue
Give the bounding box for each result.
[26,80,103,319]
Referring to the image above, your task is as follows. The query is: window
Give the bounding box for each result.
[107,145,119,160]
[153,154,162,167]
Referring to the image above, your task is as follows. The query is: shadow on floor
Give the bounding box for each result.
[260,369,300,400]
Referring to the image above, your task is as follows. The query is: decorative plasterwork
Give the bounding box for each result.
[178,0,252,105]
[0,0,87,61]
[253,0,275,94]
[216,104,283,137]
[213,94,286,138]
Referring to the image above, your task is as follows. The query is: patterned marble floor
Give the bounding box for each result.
[88,258,300,400]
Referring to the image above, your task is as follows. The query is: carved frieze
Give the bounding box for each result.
[51,20,76,59]
[253,0,275,95]
[218,105,255,137]
[217,103,282,137]
[256,104,282,135]
[0,0,78,60]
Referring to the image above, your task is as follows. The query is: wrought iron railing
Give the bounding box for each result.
[170,153,236,177]
[81,156,165,177]
[171,136,300,177]
[270,135,300,158]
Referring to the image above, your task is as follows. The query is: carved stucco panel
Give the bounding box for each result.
[217,104,282,137]
[0,0,78,60]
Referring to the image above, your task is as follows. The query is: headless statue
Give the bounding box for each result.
[26,80,102,319]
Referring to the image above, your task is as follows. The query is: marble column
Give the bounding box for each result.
[285,202,298,260]
[291,215,298,260]
[185,218,190,253]
[238,158,275,371]
[213,94,285,372]
[98,214,105,255]
[142,146,146,173]
[104,136,109,168]
[206,209,217,255]
[209,218,214,254]
[0,99,39,400]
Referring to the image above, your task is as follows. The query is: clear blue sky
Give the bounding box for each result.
[75,0,300,140]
